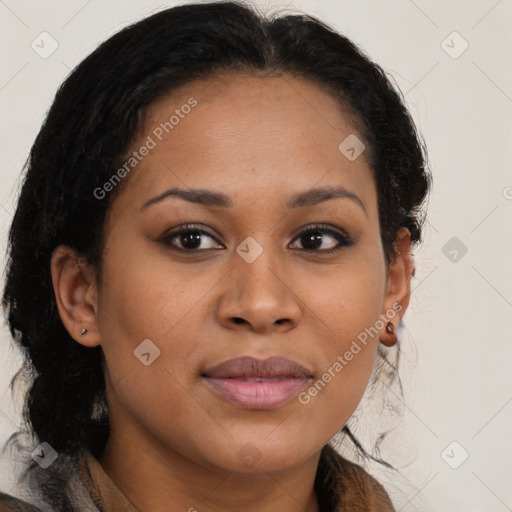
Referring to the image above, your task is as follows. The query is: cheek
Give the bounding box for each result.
[96,238,227,409]
[291,256,386,430]
[97,233,213,343]
[294,303,381,445]
[296,246,386,345]
[96,248,218,458]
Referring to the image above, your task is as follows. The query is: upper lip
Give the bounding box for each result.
[202,356,313,379]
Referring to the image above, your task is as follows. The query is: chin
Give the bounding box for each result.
[205,437,317,474]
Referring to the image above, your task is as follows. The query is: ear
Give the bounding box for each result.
[379,227,415,347]
[50,245,101,347]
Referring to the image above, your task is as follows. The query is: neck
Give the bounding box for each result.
[99,430,321,512]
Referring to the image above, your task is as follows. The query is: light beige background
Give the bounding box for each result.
[1,1,511,510]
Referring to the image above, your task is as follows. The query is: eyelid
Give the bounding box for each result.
[161,222,353,254]
[161,223,224,247]
[289,222,349,239]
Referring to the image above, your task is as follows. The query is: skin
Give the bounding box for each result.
[51,72,413,512]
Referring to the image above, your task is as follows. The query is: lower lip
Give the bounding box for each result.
[203,377,311,409]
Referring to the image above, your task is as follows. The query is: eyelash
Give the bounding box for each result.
[160,223,353,255]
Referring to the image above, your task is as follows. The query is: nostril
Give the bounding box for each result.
[233,317,245,324]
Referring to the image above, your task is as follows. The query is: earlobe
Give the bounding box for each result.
[379,227,414,347]
[380,320,397,348]
[50,246,101,348]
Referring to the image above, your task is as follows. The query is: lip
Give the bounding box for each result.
[202,356,313,409]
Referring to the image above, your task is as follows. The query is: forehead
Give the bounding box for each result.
[144,71,359,151]
[113,72,376,214]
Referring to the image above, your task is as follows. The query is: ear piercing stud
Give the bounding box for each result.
[80,328,88,336]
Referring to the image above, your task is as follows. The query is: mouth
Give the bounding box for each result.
[201,356,313,409]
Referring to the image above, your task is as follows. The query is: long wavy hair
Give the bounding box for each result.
[2,1,430,509]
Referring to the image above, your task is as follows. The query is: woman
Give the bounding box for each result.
[0,1,430,510]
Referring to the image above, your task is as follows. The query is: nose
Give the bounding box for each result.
[216,245,302,335]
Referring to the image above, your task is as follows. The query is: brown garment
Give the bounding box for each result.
[0,444,395,511]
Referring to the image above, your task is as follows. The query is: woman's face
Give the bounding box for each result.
[66,72,409,473]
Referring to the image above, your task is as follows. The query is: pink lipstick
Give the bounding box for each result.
[202,356,313,409]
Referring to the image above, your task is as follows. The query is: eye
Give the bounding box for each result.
[160,224,223,251]
[161,223,353,254]
[289,224,353,254]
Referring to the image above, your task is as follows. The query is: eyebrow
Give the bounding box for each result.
[140,185,367,215]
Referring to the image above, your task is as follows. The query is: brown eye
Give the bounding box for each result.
[161,224,223,251]
[289,224,353,254]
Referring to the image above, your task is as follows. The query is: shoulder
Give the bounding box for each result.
[0,492,42,512]
[319,444,396,511]
[0,447,93,512]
